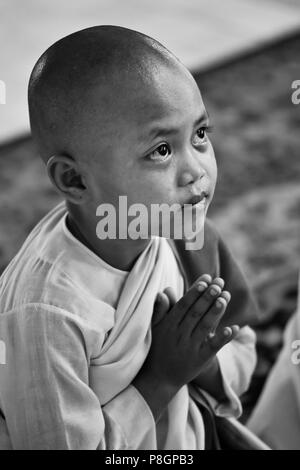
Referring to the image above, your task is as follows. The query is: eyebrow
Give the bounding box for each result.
[145,110,210,140]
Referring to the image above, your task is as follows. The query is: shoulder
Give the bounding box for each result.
[0,301,105,362]
[1,249,115,339]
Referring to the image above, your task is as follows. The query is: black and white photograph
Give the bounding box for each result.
[0,0,299,453]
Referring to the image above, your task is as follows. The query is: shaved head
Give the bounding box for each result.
[28,25,182,163]
[28,25,216,268]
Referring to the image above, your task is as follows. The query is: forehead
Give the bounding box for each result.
[129,65,206,132]
[80,62,207,160]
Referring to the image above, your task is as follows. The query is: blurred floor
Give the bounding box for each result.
[1,0,300,142]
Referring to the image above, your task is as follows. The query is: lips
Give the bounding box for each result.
[187,191,208,206]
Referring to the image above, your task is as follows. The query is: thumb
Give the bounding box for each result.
[152,292,170,326]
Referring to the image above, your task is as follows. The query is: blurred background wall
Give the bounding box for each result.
[0,0,300,415]
[1,0,300,142]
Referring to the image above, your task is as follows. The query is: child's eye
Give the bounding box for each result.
[192,126,212,146]
[148,143,171,161]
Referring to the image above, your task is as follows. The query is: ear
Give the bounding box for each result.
[46,155,88,205]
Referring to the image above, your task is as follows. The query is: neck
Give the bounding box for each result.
[66,209,151,272]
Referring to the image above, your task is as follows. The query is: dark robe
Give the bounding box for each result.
[169,218,260,329]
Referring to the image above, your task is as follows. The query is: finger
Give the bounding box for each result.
[152,292,170,326]
[194,326,235,365]
[206,326,236,352]
[170,275,212,320]
[229,324,240,339]
[163,287,177,309]
[192,274,212,287]
[196,281,209,293]
[218,290,231,303]
[190,279,227,322]
[211,322,239,344]
[204,290,231,335]
[189,274,212,297]
[211,277,225,290]
[180,282,226,326]
[190,292,230,339]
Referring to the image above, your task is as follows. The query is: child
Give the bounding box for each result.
[0,26,259,450]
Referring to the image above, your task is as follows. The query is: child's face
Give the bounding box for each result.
[80,63,217,236]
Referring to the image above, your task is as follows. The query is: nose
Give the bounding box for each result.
[177,149,206,187]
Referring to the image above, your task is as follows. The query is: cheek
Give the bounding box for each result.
[205,143,218,184]
[86,166,124,207]
[199,145,217,207]
[132,177,174,205]
[211,158,218,185]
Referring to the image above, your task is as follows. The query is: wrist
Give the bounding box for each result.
[132,370,179,421]
[192,357,228,403]
[195,357,219,381]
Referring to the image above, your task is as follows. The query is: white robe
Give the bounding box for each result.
[248,272,300,450]
[0,202,256,449]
